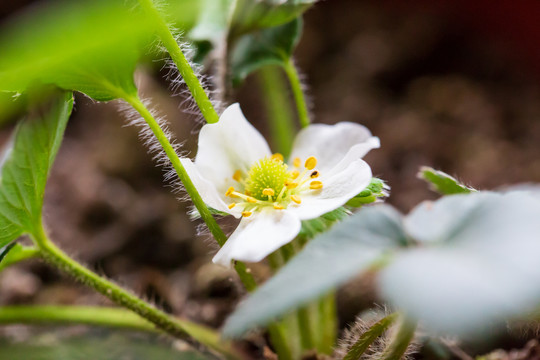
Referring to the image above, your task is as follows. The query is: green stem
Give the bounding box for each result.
[124,95,256,292]
[31,225,239,359]
[343,313,399,360]
[0,245,39,272]
[283,59,310,128]
[315,292,337,355]
[381,316,417,360]
[296,307,314,351]
[258,66,296,157]
[137,0,219,124]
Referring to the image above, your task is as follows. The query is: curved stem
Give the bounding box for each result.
[124,95,256,292]
[31,225,239,359]
[283,59,310,128]
[381,316,417,360]
[137,0,219,124]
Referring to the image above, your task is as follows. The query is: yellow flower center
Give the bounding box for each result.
[224,153,324,216]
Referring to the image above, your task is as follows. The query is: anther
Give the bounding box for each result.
[285,181,298,189]
[242,211,252,217]
[310,180,323,190]
[228,203,236,209]
[291,170,300,179]
[271,153,284,162]
[273,203,284,210]
[310,170,319,178]
[291,195,302,204]
[305,156,317,170]
[262,188,275,196]
[232,170,242,182]
[293,157,301,168]
[247,196,258,203]
[225,187,235,196]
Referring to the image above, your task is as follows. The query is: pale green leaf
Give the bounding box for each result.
[223,205,407,337]
[418,166,475,195]
[231,18,302,86]
[0,0,152,103]
[0,92,73,248]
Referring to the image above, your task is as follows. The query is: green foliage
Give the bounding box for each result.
[343,313,399,360]
[0,0,152,104]
[0,243,38,273]
[0,92,73,248]
[0,243,16,265]
[347,178,389,207]
[231,18,302,86]
[299,206,349,239]
[418,166,475,195]
[223,205,407,337]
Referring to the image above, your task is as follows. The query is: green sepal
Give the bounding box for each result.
[299,207,350,240]
[346,178,389,207]
[418,166,475,195]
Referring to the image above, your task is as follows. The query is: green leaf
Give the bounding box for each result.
[189,0,235,45]
[0,92,73,248]
[346,178,389,207]
[0,243,39,273]
[418,166,475,195]
[0,0,152,103]
[223,205,407,338]
[231,18,302,86]
[381,191,540,335]
[230,0,315,35]
[0,243,16,265]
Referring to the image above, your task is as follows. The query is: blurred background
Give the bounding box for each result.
[1,0,540,357]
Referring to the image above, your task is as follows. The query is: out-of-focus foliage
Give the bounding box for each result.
[0,92,73,248]
[0,1,153,104]
[231,18,302,86]
[419,166,475,195]
[225,191,540,337]
[223,205,407,337]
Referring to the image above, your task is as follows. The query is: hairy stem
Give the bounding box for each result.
[31,225,239,359]
[137,0,219,124]
[343,313,399,360]
[258,66,296,157]
[381,316,417,360]
[283,59,310,128]
[124,95,256,292]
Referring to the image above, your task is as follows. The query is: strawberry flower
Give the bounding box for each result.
[181,104,379,266]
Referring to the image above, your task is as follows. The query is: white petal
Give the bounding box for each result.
[179,158,235,216]
[195,103,272,192]
[289,122,379,173]
[212,209,301,266]
[288,159,372,220]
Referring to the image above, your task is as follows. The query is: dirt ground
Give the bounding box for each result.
[1,0,540,358]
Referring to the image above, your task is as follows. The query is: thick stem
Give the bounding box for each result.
[258,66,296,157]
[137,0,219,124]
[381,316,417,360]
[124,95,256,292]
[32,226,239,359]
[283,59,310,128]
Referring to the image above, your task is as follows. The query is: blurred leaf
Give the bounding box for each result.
[231,18,302,86]
[223,205,407,337]
[298,206,349,239]
[380,192,540,335]
[0,92,73,248]
[418,166,475,195]
[230,0,314,35]
[0,332,209,360]
[189,0,234,45]
[0,0,153,103]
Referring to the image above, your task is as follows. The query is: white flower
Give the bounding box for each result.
[181,103,380,266]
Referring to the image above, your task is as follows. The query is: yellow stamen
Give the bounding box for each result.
[273,203,284,210]
[293,157,301,168]
[291,170,300,179]
[225,187,235,197]
[285,181,298,189]
[305,156,317,170]
[242,211,252,217]
[247,196,258,203]
[228,203,236,209]
[232,170,242,182]
[271,153,284,162]
[262,188,275,196]
[245,190,252,196]
[310,180,323,190]
[310,170,319,178]
[291,195,302,204]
